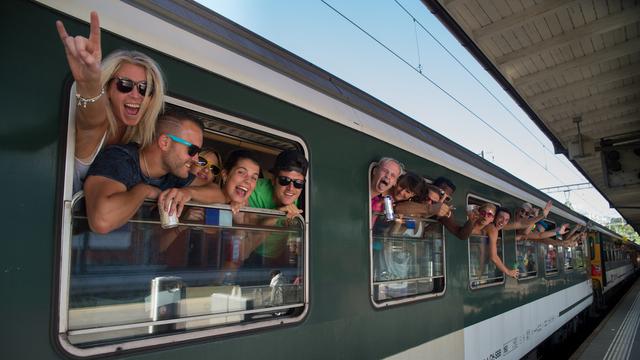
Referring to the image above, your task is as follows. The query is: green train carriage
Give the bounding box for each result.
[1,1,636,359]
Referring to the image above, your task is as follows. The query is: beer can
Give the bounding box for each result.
[160,199,179,229]
[383,195,395,221]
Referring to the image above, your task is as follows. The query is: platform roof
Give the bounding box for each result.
[422,0,640,233]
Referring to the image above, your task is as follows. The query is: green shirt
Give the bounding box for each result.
[249,178,277,209]
[249,178,300,209]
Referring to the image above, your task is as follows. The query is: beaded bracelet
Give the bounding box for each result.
[76,87,105,108]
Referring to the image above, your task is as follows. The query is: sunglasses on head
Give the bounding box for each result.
[479,210,495,218]
[277,176,305,189]
[166,134,201,157]
[196,156,221,175]
[112,76,153,96]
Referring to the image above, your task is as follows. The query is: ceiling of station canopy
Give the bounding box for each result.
[422,0,640,234]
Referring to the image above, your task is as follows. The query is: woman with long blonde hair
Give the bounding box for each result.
[57,12,166,192]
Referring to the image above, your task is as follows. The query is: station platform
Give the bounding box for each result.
[572,277,640,360]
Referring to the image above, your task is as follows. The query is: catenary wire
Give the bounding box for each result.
[320,0,602,213]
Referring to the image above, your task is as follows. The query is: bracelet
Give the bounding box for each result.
[76,87,105,108]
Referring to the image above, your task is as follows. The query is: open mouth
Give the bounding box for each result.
[234,186,248,198]
[124,103,140,116]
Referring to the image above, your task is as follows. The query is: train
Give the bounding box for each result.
[2,1,639,359]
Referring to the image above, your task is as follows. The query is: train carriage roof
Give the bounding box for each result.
[123,0,582,219]
[56,0,628,232]
[421,0,640,234]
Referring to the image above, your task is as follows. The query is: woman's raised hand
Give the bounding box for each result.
[56,11,102,87]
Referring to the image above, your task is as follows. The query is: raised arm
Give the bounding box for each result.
[525,223,569,240]
[56,12,106,131]
[57,11,112,161]
[84,175,160,234]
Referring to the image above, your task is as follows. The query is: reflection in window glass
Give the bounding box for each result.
[515,239,537,279]
[574,242,586,268]
[371,215,445,304]
[563,246,574,270]
[544,244,559,275]
[469,234,505,288]
[66,197,305,346]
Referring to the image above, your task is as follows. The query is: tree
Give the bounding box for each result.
[607,218,640,243]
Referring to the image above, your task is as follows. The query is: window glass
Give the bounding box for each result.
[67,197,304,346]
[563,246,574,271]
[515,239,538,279]
[544,244,559,275]
[536,220,559,275]
[371,215,445,304]
[574,240,586,268]
[466,196,504,289]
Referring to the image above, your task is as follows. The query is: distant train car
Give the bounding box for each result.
[590,228,639,309]
[1,1,636,360]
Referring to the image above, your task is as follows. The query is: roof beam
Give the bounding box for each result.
[556,112,640,134]
[538,83,640,117]
[551,102,640,128]
[513,37,640,88]
[474,0,578,40]
[496,6,640,68]
[528,62,640,105]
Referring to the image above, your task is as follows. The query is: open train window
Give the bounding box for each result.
[573,232,587,269]
[466,195,504,289]
[539,220,560,276]
[515,238,538,280]
[369,164,446,307]
[563,245,574,271]
[58,95,309,356]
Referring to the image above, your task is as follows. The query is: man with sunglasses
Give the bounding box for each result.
[249,149,308,218]
[84,110,216,234]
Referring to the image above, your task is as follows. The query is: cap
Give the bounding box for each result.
[272,149,308,175]
[521,202,533,211]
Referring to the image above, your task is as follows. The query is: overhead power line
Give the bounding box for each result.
[319,0,602,212]
[539,182,593,193]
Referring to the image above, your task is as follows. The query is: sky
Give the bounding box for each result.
[196,0,622,225]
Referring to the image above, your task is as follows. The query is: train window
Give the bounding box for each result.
[58,96,309,355]
[515,239,538,280]
[540,220,559,275]
[371,216,446,304]
[466,195,504,289]
[563,246,574,271]
[369,166,446,306]
[574,236,587,269]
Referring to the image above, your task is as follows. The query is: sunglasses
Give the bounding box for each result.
[112,77,153,96]
[196,156,221,175]
[479,210,495,218]
[277,176,305,189]
[166,134,201,157]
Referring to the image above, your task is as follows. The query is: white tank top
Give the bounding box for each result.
[73,131,108,194]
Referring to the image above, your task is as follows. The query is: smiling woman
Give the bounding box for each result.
[57,12,166,194]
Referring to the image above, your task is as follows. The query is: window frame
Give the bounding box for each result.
[368,163,447,308]
[540,219,560,277]
[466,194,505,290]
[57,93,310,357]
[514,236,539,281]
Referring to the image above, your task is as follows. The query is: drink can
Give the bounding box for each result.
[383,195,395,221]
[160,199,179,229]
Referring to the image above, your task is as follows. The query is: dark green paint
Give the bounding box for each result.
[0,2,596,359]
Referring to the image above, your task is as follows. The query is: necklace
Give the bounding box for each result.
[141,151,151,177]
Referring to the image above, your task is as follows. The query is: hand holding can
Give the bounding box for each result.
[160,199,179,229]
